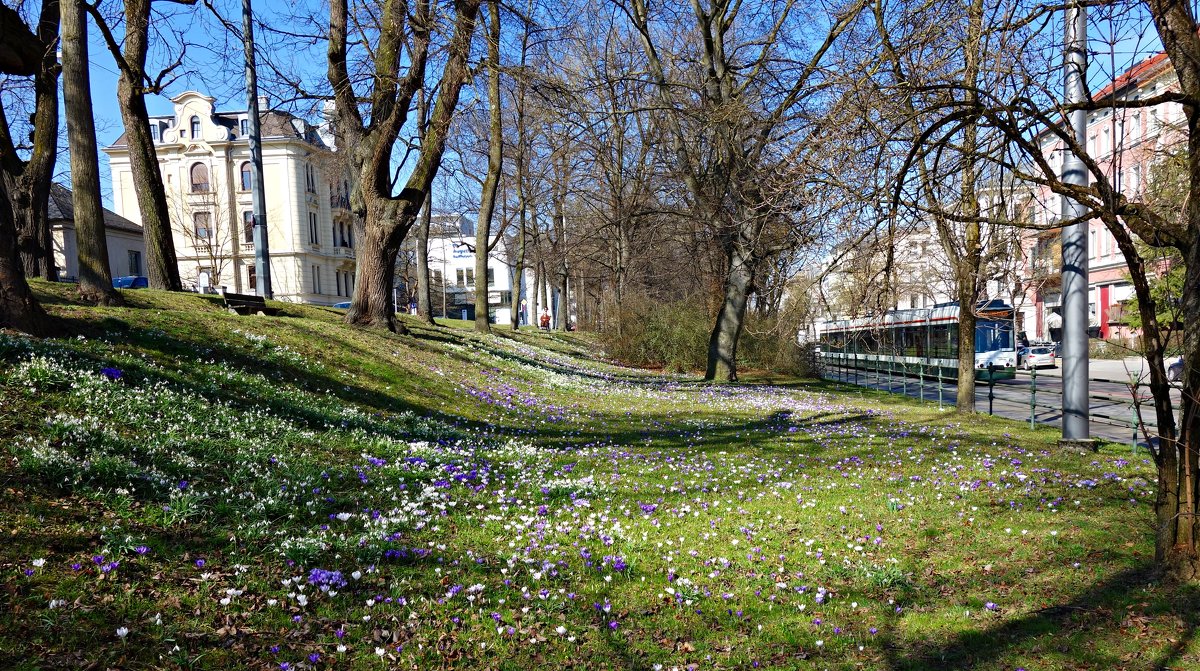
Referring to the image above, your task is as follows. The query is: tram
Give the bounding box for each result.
[818,300,1019,381]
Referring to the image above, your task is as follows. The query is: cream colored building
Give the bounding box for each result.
[103,91,356,304]
[49,183,146,282]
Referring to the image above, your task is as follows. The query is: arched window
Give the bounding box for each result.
[189,115,200,139]
[189,163,210,192]
[240,162,252,191]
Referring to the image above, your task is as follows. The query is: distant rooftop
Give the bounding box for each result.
[48,183,144,235]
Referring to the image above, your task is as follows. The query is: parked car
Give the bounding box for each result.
[112,276,148,289]
[1167,357,1184,382]
[1022,345,1056,370]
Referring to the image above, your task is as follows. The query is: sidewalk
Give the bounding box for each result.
[1032,356,1172,382]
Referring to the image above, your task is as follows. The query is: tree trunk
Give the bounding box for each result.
[473,0,502,334]
[0,178,48,334]
[7,170,54,280]
[532,259,542,323]
[112,0,181,291]
[1164,237,1200,579]
[346,216,404,332]
[329,0,480,332]
[1,0,59,281]
[705,243,754,381]
[510,205,526,330]
[415,191,436,325]
[61,0,120,306]
[1159,88,1200,578]
[556,264,568,330]
[955,296,977,412]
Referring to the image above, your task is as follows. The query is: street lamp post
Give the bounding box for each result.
[1060,2,1091,446]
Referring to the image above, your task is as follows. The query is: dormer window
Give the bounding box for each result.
[190,115,201,139]
[240,118,249,136]
[149,122,160,142]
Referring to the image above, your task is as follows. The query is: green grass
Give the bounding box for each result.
[0,281,1195,670]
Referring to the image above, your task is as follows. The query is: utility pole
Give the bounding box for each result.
[1060,2,1090,444]
[243,0,272,298]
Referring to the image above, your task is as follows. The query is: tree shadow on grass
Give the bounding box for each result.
[44,313,492,439]
[523,409,880,454]
[882,563,1200,671]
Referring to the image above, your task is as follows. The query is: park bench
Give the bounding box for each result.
[220,290,281,316]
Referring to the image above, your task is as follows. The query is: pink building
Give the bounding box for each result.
[1019,52,1182,343]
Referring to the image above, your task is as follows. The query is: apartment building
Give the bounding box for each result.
[104,91,355,304]
[399,213,536,324]
[1020,52,1182,342]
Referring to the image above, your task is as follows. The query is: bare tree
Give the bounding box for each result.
[168,184,239,291]
[61,0,120,305]
[328,0,482,332]
[915,0,1200,579]
[0,0,59,280]
[472,0,502,333]
[874,0,1025,411]
[619,0,867,381]
[86,0,192,291]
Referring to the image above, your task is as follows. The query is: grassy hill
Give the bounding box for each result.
[1,282,1195,670]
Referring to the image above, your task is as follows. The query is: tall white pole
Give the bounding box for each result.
[243,0,272,298]
[1061,3,1089,441]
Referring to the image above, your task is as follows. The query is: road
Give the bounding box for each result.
[823,356,1181,446]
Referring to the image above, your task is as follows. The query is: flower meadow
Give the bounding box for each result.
[1,289,1197,670]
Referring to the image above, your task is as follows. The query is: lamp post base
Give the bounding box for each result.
[1058,438,1097,453]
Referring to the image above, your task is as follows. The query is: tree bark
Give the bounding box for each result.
[556,263,568,329]
[0,176,48,334]
[532,258,542,322]
[510,194,527,330]
[349,218,403,330]
[474,0,502,334]
[0,0,59,281]
[706,243,754,381]
[61,0,120,306]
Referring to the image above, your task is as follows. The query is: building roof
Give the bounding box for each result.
[1092,51,1173,101]
[47,183,144,235]
[106,109,328,150]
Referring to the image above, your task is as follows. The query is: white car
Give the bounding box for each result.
[1022,345,1056,369]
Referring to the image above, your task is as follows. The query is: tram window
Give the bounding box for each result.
[974,320,1014,351]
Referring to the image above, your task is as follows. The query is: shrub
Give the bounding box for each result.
[598,296,709,373]
[599,296,819,377]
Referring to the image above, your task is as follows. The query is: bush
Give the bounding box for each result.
[598,296,819,377]
[600,297,709,373]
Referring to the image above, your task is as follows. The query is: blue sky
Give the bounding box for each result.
[79,0,328,206]
[72,1,1165,209]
